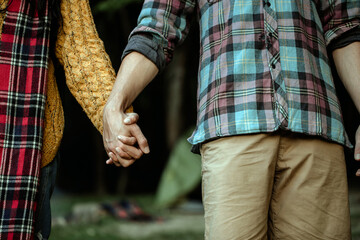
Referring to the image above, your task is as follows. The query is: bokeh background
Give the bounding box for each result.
[50,0,360,239]
[56,0,199,196]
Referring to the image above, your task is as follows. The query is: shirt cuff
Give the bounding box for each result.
[121,34,166,72]
[329,26,360,52]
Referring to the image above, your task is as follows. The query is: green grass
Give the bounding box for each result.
[50,194,204,240]
[51,194,155,217]
[50,191,360,240]
[52,224,203,240]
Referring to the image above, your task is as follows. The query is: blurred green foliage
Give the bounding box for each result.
[155,129,201,208]
[51,194,204,240]
[94,0,142,14]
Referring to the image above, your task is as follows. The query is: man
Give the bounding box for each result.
[103,0,360,239]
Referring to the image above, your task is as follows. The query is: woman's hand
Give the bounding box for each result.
[103,106,149,167]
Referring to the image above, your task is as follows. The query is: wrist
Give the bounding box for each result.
[105,95,129,113]
[104,103,126,121]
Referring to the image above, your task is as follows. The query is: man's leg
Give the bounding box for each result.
[34,154,59,240]
[268,133,351,240]
[200,134,280,240]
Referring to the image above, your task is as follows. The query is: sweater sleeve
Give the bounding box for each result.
[55,0,132,134]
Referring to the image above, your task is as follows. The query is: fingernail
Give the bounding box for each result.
[124,118,131,124]
[356,154,360,160]
[115,147,121,153]
[106,159,111,164]
[144,147,150,154]
[117,135,123,140]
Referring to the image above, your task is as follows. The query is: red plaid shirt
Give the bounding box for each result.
[0,0,50,239]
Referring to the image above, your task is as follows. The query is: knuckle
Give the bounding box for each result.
[122,162,130,168]
[108,152,116,160]
[135,151,143,159]
[130,116,136,122]
[139,138,148,146]
[130,113,138,119]
[121,159,135,168]
[108,145,116,152]
[115,147,121,154]
[130,138,137,145]
[119,145,127,152]
[123,137,132,144]
[117,142,125,150]
[119,152,128,158]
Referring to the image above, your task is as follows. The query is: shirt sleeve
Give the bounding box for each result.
[122,33,166,72]
[328,26,360,51]
[319,0,360,46]
[128,0,196,65]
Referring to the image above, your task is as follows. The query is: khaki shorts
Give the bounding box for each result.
[200,132,351,240]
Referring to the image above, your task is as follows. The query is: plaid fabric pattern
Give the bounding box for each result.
[130,0,360,148]
[0,0,50,239]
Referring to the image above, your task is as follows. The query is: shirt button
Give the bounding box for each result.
[264,1,271,7]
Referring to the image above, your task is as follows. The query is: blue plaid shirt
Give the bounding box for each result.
[124,0,360,151]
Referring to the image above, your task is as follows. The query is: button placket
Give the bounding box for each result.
[263,0,288,127]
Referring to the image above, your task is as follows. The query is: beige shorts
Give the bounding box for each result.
[200,132,351,240]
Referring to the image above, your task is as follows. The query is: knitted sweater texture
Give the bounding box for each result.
[0,0,124,167]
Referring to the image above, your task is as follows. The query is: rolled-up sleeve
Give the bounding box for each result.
[122,33,166,72]
[125,0,196,66]
[328,25,360,51]
[319,0,360,46]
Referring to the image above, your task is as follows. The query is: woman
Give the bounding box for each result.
[0,0,135,239]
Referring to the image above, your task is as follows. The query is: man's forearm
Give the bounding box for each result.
[103,51,158,166]
[106,51,159,112]
[333,42,360,112]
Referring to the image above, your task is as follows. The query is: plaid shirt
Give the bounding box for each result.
[0,0,50,238]
[129,0,360,149]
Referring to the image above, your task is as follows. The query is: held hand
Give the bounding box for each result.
[103,107,149,167]
[122,113,150,154]
[102,52,157,167]
[355,125,360,177]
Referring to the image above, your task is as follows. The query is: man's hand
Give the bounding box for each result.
[102,52,159,167]
[103,107,149,167]
[355,126,360,176]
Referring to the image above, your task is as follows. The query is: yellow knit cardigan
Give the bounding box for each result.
[0,0,130,167]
